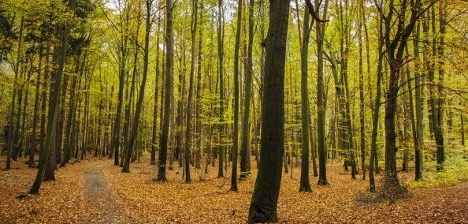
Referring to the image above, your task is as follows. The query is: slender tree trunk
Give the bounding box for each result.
[240,0,254,181]
[358,2,366,180]
[435,0,446,170]
[315,0,330,186]
[151,14,161,166]
[308,104,318,177]
[369,17,384,192]
[182,0,199,182]
[230,0,243,192]
[194,4,204,170]
[60,74,77,167]
[39,46,50,165]
[112,5,130,166]
[122,0,152,173]
[29,47,44,167]
[413,21,424,180]
[299,6,312,192]
[461,111,465,146]
[216,0,225,178]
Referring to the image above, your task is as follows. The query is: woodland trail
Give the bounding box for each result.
[83,160,124,223]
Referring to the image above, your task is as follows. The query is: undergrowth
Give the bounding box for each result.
[408,144,468,188]
[356,144,468,204]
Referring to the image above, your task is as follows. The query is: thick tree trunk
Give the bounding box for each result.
[30,7,72,193]
[248,1,289,222]
[157,0,174,181]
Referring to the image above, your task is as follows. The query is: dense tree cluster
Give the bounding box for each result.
[0,0,467,221]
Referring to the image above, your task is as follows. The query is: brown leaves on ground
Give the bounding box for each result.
[1,156,467,223]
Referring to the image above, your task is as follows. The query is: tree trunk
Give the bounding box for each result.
[30,4,73,193]
[240,0,254,181]
[157,0,174,181]
[182,0,199,182]
[299,6,312,192]
[216,0,225,178]
[461,111,465,146]
[230,0,242,192]
[315,0,330,186]
[29,47,44,167]
[194,5,204,170]
[358,1,366,180]
[248,1,289,222]
[381,0,424,187]
[369,16,384,192]
[435,0,446,170]
[413,21,424,181]
[122,0,152,173]
[151,14,162,166]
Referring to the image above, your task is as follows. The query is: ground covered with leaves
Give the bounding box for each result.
[0,156,467,223]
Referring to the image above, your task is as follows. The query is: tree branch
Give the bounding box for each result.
[305,0,329,22]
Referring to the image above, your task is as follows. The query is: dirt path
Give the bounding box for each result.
[84,161,124,223]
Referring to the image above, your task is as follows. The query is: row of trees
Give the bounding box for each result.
[0,0,467,221]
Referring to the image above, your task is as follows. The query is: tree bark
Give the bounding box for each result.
[315,0,330,186]
[30,0,73,192]
[157,0,174,181]
[230,0,243,192]
[248,1,289,222]
[299,6,312,192]
[182,0,199,182]
[240,0,254,181]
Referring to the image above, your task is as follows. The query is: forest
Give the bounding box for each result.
[0,0,467,223]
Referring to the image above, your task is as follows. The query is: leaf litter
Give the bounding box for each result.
[0,157,466,223]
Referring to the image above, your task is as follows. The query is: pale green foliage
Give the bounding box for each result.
[409,144,468,188]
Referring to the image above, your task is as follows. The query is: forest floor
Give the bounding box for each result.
[0,155,467,223]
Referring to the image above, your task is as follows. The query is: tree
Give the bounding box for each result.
[110,0,131,166]
[182,0,199,182]
[30,0,76,194]
[151,10,162,166]
[157,0,174,182]
[239,0,254,181]
[248,1,290,222]
[122,0,153,173]
[299,4,312,192]
[230,0,242,192]
[312,0,330,185]
[216,0,225,178]
[411,20,424,180]
[378,0,434,187]
[368,9,384,192]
